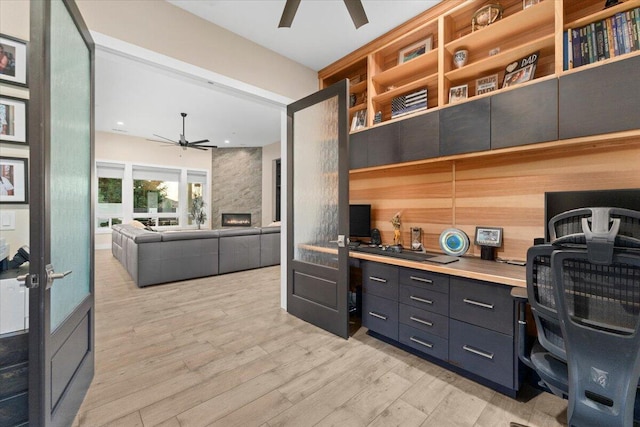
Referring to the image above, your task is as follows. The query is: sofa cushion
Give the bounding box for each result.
[218,227,261,237]
[261,226,281,235]
[161,230,220,241]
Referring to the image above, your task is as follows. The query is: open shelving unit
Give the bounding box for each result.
[318,0,640,134]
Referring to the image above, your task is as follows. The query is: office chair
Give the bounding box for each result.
[513,207,640,427]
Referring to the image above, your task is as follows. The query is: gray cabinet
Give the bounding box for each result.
[361,260,517,392]
[491,79,558,149]
[559,55,640,139]
[348,111,440,169]
[440,97,491,156]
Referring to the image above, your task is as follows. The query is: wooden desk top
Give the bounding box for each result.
[297,244,526,288]
[349,251,526,288]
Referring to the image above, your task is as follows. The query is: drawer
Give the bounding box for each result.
[362,262,399,301]
[399,268,449,294]
[449,278,514,336]
[399,324,448,361]
[399,284,449,317]
[399,303,448,339]
[449,319,514,389]
[362,293,398,340]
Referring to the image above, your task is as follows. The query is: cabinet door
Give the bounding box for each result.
[491,79,558,149]
[363,293,398,340]
[559,55,640,139]
[349,130,369,170]
[397,112,439,162]
[367,122,400,167]
[449,278,514,336]
[440,98,491,156]
[362,261,399,301]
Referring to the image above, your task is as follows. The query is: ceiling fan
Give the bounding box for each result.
[279,0,369,29]
[150,113,217,150]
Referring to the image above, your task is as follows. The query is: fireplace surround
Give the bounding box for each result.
[222,213,251,227]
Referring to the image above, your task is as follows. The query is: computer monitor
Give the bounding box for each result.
[349,204,371,241]
[544,188,640,241]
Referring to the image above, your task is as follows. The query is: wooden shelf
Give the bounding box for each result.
[445,34,555,82]
[372,49,438,87]
[372,73,437,105]
[445,0,555,53]
[350,80,367,94]
[562,50,640,75]
[349,103,367,115]
[565,0,640,29]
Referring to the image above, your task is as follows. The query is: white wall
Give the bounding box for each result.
[0,0,30,257]
[261,141,281,226]
[75,0,318,101]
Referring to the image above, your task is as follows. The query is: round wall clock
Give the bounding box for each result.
[439,228,470,256]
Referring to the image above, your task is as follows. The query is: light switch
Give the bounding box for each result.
[0,211,16,230]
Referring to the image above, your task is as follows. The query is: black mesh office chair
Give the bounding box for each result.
[513,207,640,427]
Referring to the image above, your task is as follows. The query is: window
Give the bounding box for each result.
[132,166,181,227]
[187,170,207,225]
[96,162,124,229]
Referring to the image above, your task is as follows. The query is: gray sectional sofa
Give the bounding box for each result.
[111,224,280,287]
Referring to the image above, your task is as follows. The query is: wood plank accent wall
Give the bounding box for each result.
[350,139,640,260]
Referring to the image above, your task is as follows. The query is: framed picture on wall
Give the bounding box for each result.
[0,156,29,204]
[0,34,28,88]
[0,96,28,145]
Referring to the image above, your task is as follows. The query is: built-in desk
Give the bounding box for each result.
[347,250,526,396]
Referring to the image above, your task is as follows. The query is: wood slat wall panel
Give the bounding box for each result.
[351,140,640,259]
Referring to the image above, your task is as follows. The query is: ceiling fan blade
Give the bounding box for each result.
[152,134,178,144]
[189,139,211,145]
[278,0,301,28]
[147,139,177,146]
[191,145,209,151]
[343,0,368,29]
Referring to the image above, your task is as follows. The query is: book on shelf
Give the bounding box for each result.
[565,7,640,70]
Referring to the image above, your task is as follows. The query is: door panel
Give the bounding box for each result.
[29,1,95,426]
[287,80,349,339]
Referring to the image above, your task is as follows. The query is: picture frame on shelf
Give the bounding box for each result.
[449,84,468,104]
[475,74,499,95]
[0,96,28,145]
[502,51,538,89]
[0,34,28,88]
[0,156,28,204]
[351,109,367,131]
[474,226,503,247]
[398,36,433,64]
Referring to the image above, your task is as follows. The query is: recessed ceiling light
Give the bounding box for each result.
[116,121,124,126]
[224,140,230,144]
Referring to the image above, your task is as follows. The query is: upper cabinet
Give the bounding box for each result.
[318,0,640,136]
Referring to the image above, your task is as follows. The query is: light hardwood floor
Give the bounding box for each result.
[73,250,568,427]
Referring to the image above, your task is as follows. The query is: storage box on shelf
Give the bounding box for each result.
[442,0,556,103]
[563,0,640,70]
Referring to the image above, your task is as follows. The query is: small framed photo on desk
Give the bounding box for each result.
[474,226,503,247]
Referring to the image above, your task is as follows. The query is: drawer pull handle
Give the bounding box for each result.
[410,336,433,348]
[463,298,494,310]
[409,316,433,327]
[410,295,433,305]
[463,345,494,360]
[410,276,433,284]
[369,276,387,284]
[368,311,388,321]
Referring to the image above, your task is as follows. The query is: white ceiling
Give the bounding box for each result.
[96,0,442,148]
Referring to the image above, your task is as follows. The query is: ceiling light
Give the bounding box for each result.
[224,140,230,144]
[116,121,124,126]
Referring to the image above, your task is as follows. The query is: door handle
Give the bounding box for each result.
[46,264,72,290]
[329,235,346,248]
[17,273,39,289]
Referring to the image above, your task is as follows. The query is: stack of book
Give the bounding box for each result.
[565,7,640,70]
[391,89,427,119]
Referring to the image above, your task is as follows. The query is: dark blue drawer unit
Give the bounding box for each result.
[449,319,514,388]
[399,303,448,339]
[399,268,449,294]
[363,261,399,301]
[399,284,449,317]
[363,291,398,340]
[399,323,449,361]
[361,260,518,395]
[449,277,514,336]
